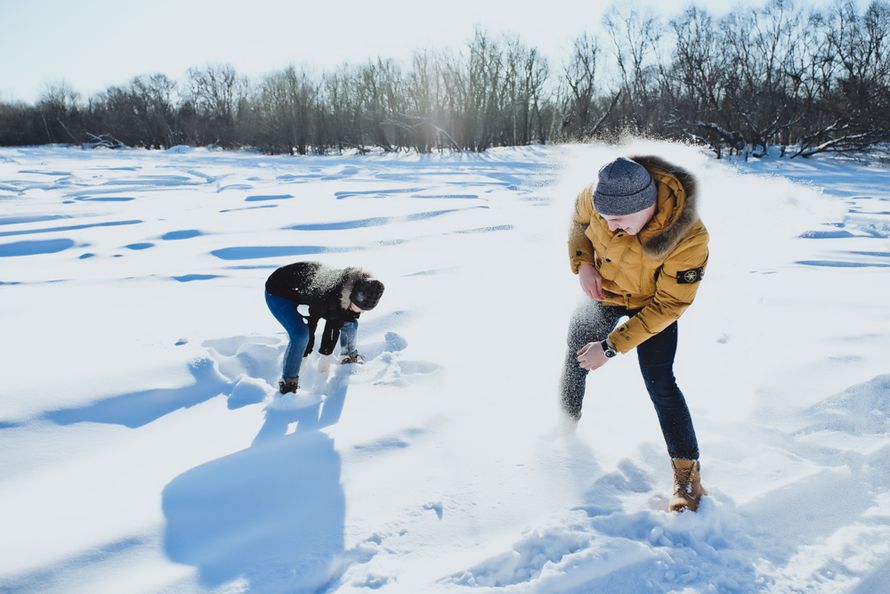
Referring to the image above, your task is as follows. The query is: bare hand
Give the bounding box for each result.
[576,341,609,371]
[578,262,604,301]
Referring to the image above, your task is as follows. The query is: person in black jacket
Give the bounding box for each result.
[265,261,385,393]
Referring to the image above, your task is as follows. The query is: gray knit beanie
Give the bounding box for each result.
[593,157,657,216]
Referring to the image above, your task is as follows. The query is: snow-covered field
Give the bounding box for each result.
[0,141,888,594]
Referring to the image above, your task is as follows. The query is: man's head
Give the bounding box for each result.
[594,157,657,235]
[349,277,385,312]
[600,203,657,236]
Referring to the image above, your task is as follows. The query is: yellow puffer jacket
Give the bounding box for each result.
[568,155,709,353]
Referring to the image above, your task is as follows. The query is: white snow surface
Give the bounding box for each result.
[1,141,888,593]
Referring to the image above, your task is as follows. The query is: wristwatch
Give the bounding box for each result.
[601,340,618,358]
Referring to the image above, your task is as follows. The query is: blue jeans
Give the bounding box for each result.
[559,301,700,460]
[339,319,358,354]
[265,292,361,378]
[265,292,310,380]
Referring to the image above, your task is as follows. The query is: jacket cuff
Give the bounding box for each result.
[607,323,644,354]
[570,256,594,274]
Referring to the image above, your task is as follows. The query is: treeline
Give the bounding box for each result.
[1,0,888,158]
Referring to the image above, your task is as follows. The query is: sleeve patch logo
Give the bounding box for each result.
[677,268,704,284]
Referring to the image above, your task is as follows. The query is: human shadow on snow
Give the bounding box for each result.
[43,357,231,429]
[161,365,352,592]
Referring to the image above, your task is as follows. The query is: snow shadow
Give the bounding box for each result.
[219,204,277,213]
[210,245,356,260]
[64,185,178,198]
[161,367,353,591]
[245,193,293,202]
[410,193,480,200]
[447,224,514,235]
[277,173,325,182]
[161,229,203,240]
[217,183,254,192]
[73,196,136,202]
[0,535,151,594]
[43,357,231,429]
[800,374,890,436]
[334,187,425,200]
[30,318,420,589]
[742,467,874,568]
[253,365,353,445]
[0,215,67,225]
[797,259,890,268]
[286,206,486,232]
[17,169,72,177]
[0,219,142,239]
[854,556,890,593]
[96,174,199,187]
[171,274,223,283]
[0,238,75,257]
[799,229,857,239]
[796,209,890,268]
[761,161,890,201]
[162,429,345,592]
[124,242,154,250]
[724,376,890,585]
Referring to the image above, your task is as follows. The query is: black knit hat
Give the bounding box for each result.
[593,157,657,216]
[351,278,384,310]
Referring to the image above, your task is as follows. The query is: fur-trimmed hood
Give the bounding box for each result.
[629,155,699,259]
[338,267,371,310]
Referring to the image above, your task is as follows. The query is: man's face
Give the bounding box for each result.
[601,204,656,236]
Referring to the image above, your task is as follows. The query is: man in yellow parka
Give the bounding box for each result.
[561,155,708,512]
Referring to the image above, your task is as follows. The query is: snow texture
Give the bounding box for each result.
[0,141,888,593]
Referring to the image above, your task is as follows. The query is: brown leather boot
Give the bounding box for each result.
[668,458,705,512]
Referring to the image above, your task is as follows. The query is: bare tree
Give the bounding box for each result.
[186,64,247,146]
[255,66,318,154]
[129,74,178,148]
[37,82,82,143]
[603,4,663,134]
[794,0,890,156]
[4,2,890,157]
[464,29,504,151]
[562,33,600,138]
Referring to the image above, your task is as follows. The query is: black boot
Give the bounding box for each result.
[278,377,299,394]
[341,351,365,365]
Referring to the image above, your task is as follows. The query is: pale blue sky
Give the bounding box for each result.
[1,0,839,104]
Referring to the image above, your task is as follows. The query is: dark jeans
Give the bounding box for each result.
[559,301,700,460]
